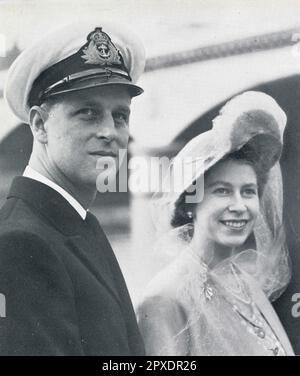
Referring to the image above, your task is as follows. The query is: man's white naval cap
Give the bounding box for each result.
[4,21,146,123]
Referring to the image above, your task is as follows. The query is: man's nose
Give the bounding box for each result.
[228,193,247,213]
[95,113,116,141]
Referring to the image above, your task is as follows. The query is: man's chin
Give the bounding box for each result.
[73,173,99,191]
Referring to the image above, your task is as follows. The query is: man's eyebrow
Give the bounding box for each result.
[71,101,131,112]
[67,100,101,109]
[207,181,258,188]
[75,100,101,107]
[114,105,131,114]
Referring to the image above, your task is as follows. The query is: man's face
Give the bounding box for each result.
[43,85,131,189]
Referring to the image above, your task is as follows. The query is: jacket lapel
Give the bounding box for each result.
[7,176,86,236]
[7,176,122,307]
[65,234,122,306]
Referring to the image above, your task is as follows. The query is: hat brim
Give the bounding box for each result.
[167,110,283,208]
[44,76,143,99]
[179,133,281,198]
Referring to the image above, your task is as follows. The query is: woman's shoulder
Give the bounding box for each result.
[141,252,196,302]
[136,257,194,320]
[136,270,188,343]
[139,264,182,306]
[136,279,190,356]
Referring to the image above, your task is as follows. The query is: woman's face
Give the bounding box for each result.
[194,159,260,252]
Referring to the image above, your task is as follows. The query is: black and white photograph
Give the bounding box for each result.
[0,0,300,358]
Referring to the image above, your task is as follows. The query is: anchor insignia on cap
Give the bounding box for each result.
[81,27,122,66]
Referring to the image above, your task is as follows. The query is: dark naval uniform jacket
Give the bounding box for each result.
[0,176,145,355]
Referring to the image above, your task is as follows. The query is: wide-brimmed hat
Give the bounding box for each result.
[5,21,145,124]
[156,91,286,224]
[151,91,289,302]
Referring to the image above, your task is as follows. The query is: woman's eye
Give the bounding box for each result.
[243,188,257,196]
[213,187,230,195]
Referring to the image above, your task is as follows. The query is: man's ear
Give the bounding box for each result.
[29,106,49,144]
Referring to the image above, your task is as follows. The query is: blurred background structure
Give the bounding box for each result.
[1,0,300,304]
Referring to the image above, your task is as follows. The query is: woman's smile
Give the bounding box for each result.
[219,219,249,230]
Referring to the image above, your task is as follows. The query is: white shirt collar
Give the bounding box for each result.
[23,165,87,220]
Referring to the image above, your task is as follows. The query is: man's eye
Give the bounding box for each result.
[77,108,97,117]
[114,112,129,125]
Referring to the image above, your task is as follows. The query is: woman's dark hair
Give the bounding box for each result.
[171,145,269,228]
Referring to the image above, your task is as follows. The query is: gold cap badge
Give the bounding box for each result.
[81,27,122,66]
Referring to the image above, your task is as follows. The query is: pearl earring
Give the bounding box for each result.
[186,211,193,219]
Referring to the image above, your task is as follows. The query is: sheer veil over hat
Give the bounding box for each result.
[151,91,290,302]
